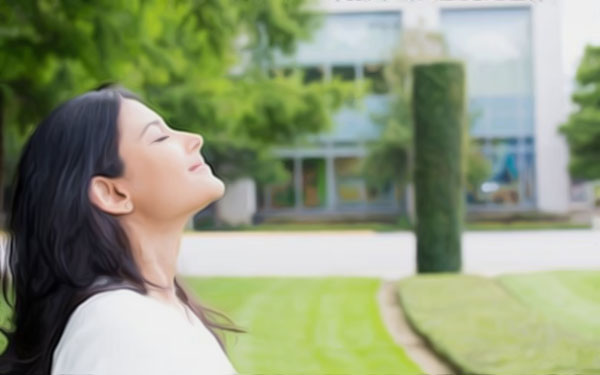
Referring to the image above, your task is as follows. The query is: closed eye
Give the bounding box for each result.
[154,136,170,143]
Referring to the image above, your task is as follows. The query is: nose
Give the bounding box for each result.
[185,132,203,154]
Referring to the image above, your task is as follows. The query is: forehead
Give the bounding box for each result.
[117,98,160,138]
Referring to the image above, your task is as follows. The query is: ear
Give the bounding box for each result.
[89,176,133,215]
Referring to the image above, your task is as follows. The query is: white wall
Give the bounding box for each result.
[216,178,257,226]
[531,2,570,213]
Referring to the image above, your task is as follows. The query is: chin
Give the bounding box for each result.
[217,179,226,198]
[189,178,225,212]
[207,178,226,204]
[210,174,225,195]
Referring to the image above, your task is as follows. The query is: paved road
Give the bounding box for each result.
[177,229,600,278]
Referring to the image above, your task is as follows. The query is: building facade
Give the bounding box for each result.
[255,0,587,221]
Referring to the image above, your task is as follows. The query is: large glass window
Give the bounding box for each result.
[267,159,295,209]
[302,66,324,84]
[276,12,402,66]
[363,64,388,94]
[366,181,395,204]
[467,138,535,206]
[442,8,533,138]
[302,158,327,208]
[331,65,356,81]
[334,157,366,206]
[442,8,536,207]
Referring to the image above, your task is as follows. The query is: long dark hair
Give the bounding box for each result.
[0,85,244,374]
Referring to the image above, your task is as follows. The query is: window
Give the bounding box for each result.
[334,157,365,205]
[332,65,356,81]
[466,138,535,206]
[442,8,534,138]
[363,64,388,94]
[302,66,324,84]
[443,8,536,207]
[302,158,327,207]
[267,159,295,208]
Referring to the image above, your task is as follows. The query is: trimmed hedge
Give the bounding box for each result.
[412,62,465,273]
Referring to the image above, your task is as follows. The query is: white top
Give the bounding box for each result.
[51,289,237,375]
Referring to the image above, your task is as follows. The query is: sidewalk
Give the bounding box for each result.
[177,229,600,278]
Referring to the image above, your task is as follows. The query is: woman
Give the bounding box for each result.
[0,85,243,374]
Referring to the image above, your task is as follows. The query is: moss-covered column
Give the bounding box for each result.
[412,62,466,273]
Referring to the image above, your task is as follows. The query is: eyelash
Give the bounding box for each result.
[154,136,170,143]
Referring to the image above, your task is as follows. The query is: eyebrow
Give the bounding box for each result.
[138,120,162,140]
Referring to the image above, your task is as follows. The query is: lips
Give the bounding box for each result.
[188,161,205,172]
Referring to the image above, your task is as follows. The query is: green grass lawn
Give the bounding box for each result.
[499,270,600,341]
[3,272,599,374]
[398,273,600,375]
[465,221,590,231]
[185,220,589,233]
[0,277,420,373]
[0,292,10,351]
[185,277,421,375]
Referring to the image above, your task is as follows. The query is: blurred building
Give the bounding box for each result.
[248,0,591,222]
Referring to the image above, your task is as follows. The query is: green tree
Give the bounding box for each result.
[361,29,445,217]
[560,45,600,180]
[0,0,353,216]
[362,28,490,218]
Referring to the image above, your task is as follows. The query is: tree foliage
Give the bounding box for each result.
[362,28,490,208]
[361,29,444,190]
[560,45,600,181]
[0,0,354,211]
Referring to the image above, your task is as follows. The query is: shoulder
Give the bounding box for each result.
[51,289,168,374]
[64,289,161,336]
[51,288,237,375]
[69,288,156,323]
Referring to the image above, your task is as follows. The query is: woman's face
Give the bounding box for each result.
[116,97,224,220]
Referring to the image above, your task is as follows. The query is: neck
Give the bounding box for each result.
[119,213,189,303]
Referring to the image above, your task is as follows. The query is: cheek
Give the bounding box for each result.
[124,148,183,197]
[126,148,223,210]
